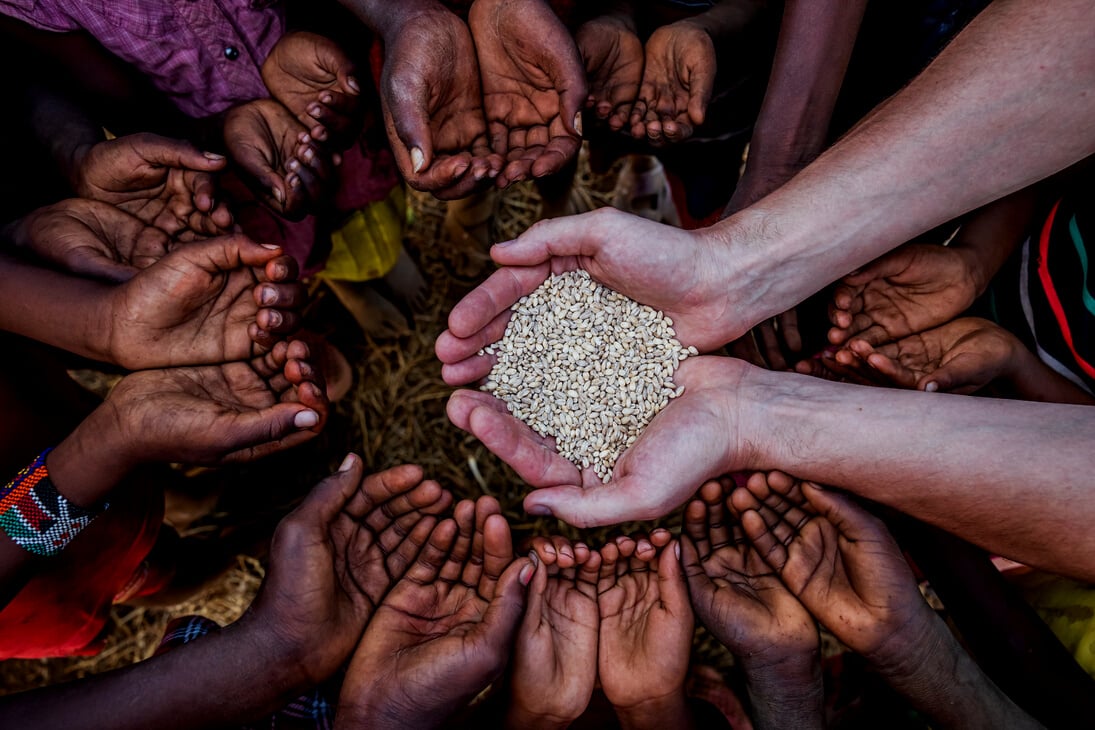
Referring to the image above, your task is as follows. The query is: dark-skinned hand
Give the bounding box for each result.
[631,20,715,145]
[261,31,364,150]
[105,234,305,369]
[224,98,334,220]
[380,6,501,200]
[469,0,587,187]
[337,496,532,730]
[575,13,644,133]
[72,132,233,239]
[246,458,453,686]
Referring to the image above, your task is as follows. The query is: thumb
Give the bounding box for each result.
[656,540,691,618]
[295,452,365,525]
[221,402,322,460]
[686,65,714,127]
[131,132,226,171]
[524,480,662,528]
[72,253,139,284]
[382,69,434,175]
[177,234,282,273]
[490,210,607,266]
[917,351,986,394]
[479,556,533,650]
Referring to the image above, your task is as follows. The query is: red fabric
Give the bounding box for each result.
[0,482,163,659]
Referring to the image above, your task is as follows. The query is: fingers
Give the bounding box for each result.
[441,499,477,583]
[477,511,515,598]
[346,463,424,519]
[128,132,227,172]
[523,478,663,528]
[488,211,612,267]
[800,482,891,548]
[916,351,985,393]
[222,400,322,461]
[174,233,282,274]
[435,309,511,381]
[655,540,690,618]
[478,555,534,655]
[382,68,435,178]
[444,264,552,342]
[406,518,459,584]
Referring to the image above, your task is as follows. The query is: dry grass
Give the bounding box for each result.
[0,149,750,696]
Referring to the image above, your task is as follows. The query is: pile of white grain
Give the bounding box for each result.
[481,270,696,482]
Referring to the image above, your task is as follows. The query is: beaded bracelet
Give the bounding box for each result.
[0,448,106,557]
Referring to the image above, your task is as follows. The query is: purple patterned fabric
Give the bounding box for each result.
[0,0,284,118]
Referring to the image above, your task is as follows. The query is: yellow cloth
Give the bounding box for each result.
[1015,571,1095,677]
[320,187,406,282]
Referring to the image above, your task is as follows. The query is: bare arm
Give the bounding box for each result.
[717,0,1095,325]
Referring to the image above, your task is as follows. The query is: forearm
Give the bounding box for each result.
[735,363,1095,582]
[739,0,866,193]
[953,188,1039,295]
[25,84,104,190]
[0,254,113,362]
[683,0,768,43]
[0,618,309,729]
[1005,345,1095,405]
[716,0,1095,324]
[739,654,824,730]
[870,611,1040,729]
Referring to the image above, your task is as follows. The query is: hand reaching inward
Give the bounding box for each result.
[11,198,171,282]
[106,234,306,369]
[107,339,328,464]
[337,496,532,730]
[224,98,334,219]
[72,132,233,239]
[247,458,452,685]
[380,7,500,200]
[262,31,363,150]
[828,242,981,351]
[597,536,694,728]
[507,535,601,728]
[575,13,644,133]
[469,0,587,187]
[631,21,716,145]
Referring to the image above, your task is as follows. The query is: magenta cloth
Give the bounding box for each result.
[0,0,283,118]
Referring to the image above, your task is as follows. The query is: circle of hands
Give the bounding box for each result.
[261,454,939,729]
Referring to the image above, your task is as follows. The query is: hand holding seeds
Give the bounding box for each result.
[436,207,745,386]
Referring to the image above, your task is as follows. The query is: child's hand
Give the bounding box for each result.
[507,536,602,728]
[106,234,305,369]
[845,316,1020,393]
[10,198,171,283]
[246,459,452,687]
[575,13,644,133]
[630,20,715,145]
[734,471,932,663]
[597,535,694,728]
[72,133,233,238]
[261,31,363,150]
[108,338,328,464]
[338,497,532,729]
[224,98,334,219]
[828,242,981,352]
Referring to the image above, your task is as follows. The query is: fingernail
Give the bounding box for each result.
[260,243,281,250]
[527,504,552,517]
[288,158,300,172]
[332,153,342,166]
[272,186,284,203]
[528,550,540,567]
[273,263,288,279]
[203,151,225,161]
[288,174,301,189]
[321,93,333,105]
[261,287,277,305]
[493,239,516,248]
[574,111,583,136]
[266,310,283,328]
[303,148,314,163]
[519,562,535,586]
[925,381,939,392]
[347,75,361,94]
[309,105,322,118]
[339,452,357,472]
[294,410,319,428]
[410,147,425,174]
[474,167,486,181]
[674,541,681,560]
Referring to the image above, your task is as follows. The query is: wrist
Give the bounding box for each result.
[613,689,691,730]
[68,142,95,195]
[951,244,990,298]
[504,703,572,730]
[741,651,825,730]
[46,404,139,508]
[703,212,787,338]
[353,0,449,40]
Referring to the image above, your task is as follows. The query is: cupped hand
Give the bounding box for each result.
[445,355,750,528]
[72,132,233,239]
[106,234,306,369]
[845,316,1020,394]
[630,20,715,145]
[338,496,532,730]
[436,207,740,385]
[681,479,818,664]
[262,31,363,149]
[828,242,980,350]
[575,13,644,132]
[508,536,601,727]
[13,198,171,282]
[381,7,501,200]
[224,98,333,219]
[246,458,453,685]
[469,0,587,186]
[597,537,693,716]
[735,471,931,661]
[107,338,328,464]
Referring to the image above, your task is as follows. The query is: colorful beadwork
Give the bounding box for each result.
[0,448,103,557]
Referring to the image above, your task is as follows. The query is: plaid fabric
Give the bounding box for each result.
[0,0,284,118]
[155,615,338,730]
